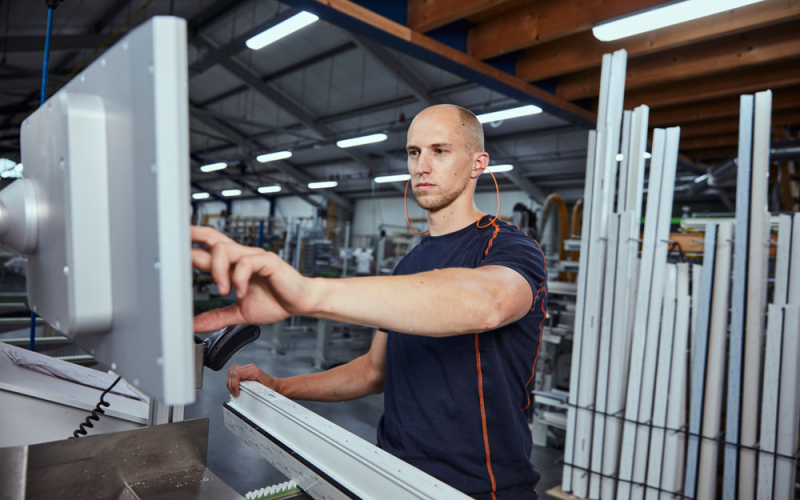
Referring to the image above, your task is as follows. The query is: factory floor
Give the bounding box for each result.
[185,324,564,498]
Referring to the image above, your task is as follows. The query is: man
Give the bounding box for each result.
[192,105,547,500]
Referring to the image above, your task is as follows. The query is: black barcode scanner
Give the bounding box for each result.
[195,324,261,371]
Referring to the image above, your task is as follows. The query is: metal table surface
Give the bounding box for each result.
[0,419,244,500]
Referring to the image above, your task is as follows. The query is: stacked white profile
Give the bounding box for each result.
[561,54,799,500]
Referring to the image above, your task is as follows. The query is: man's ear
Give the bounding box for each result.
[470,151,490,179]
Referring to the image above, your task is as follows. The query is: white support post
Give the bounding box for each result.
[789,213,800,305]
[684,224,718,498]
[644,264,677,500]
[565,49,627,497]
[616,111,632,214]
[756,304,784,499]
[599,211,640,500]
[697,221,733,500]
[774,215,794,306]
[630,127,679,500]
[722,94,754,500]
[589,213,620,498]
[774,304,800,499]
[625,106,650,221]
[562,130,597,492]
[739,90,772,500]
[617,128,667,500]
[659,264,691,500]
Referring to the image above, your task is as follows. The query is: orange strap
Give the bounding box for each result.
[475,167,501,229]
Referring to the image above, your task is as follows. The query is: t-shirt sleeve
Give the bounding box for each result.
[478,228,547,307]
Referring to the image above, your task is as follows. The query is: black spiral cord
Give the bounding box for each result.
[70,376,122,438]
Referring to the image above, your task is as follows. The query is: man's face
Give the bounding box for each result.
[406,109,474,212]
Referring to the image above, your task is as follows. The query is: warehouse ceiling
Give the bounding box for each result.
[0,0,798,211]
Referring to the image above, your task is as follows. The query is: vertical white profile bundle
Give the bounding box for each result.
[563,49,627,497]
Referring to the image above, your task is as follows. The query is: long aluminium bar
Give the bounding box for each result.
[683,223,718,499]
[722,93,754,500]
[224,382,470,500]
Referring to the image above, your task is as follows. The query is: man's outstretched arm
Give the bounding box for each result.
[311,265,531,336]
[191,226,533,337]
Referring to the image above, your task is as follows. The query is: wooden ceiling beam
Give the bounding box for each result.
[649,87,800,126]
[676,109,800,138]
[623,60,800,109]
[407,0,511,33]
[680,134,740,151]
[276,0,596,127]
[466,0,669,60]
[516,0,800,82]
[556,21,800,101]
[684,147,739,161]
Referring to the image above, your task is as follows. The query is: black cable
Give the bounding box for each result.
[70,375,122,438]
[559,399,800,461]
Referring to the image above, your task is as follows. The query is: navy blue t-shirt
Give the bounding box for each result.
[377,215,548,500]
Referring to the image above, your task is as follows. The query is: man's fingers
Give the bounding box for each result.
[232,372,240,397]
[194,305,245,333]
[191,248,212,272]
[191,225,234,249]
[211,244,234,295]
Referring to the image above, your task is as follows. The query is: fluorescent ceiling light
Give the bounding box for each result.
[487,164,514,173]
[258,185,282,194]
[308,181,338,189]
[476,105,542,124]
[592,0,766,41]
[336,133,388,149]
[257,150,292,163]
[221,189,242,197]
[192,192,210,200]
[374,174,411,184]
[246,11,319,50]
[200,162,227,173]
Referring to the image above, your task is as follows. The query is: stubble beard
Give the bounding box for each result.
[413,174,470,212]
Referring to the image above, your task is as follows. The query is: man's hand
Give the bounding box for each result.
[191,226,321,332]
[226,363,281,397]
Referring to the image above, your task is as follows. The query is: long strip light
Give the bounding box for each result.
[222,189,242,197]
[258,185,282,194]
[308,181,338,189]
[192,192,210,200]
[336,133,388,149]
[200,162,227,173]
[592,0,766,41]
[374,173,411,184]
[246,11,319,50]
[476,105,542,124]
[487,164,514,173]
[257,150,292,163]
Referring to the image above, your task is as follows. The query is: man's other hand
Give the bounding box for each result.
[191,226,321,332]
[226,363,280,397]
